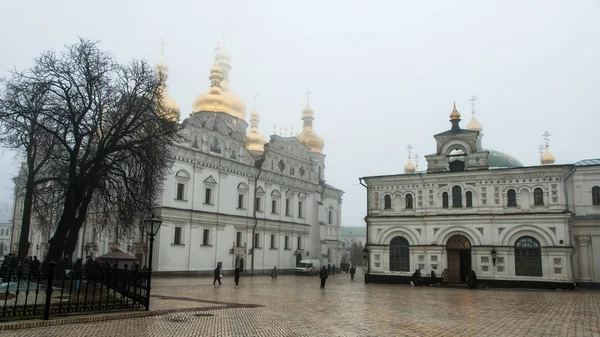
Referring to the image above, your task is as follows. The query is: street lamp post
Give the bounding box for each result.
[143,215,162,311]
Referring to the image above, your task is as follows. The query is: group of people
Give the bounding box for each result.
[212,263,358,290]
[1,254,41,280]
[410,268,478,289]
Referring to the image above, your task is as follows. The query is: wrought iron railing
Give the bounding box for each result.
[0,261,151,321]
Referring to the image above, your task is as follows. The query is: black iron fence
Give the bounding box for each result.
[1,261,151,321]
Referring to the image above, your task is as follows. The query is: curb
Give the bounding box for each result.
[0,310,161,331]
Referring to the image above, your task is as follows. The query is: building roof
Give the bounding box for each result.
[341,227,366,237]
[486,149,524,168]
[574,158,600,167]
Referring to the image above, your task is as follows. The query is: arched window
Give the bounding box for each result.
[384,195,392,210]
[405,194,413,209]
[514,236,542,276]
[507,189,517,207]
[452,186,462,207]
[442,192,449,208]
[466,191,473,208]
[534,188,544,206]
[389,236,410,272]
[593,186,600,205]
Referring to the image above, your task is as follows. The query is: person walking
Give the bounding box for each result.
[441,268,449,285]
[213,265,222,285]
[319,266,328,289]
[467,270,477,289]
[271,266,278,280]
[350,266,356,280]
[234,267,240,285]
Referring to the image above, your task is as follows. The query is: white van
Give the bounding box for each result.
[295,259,321,275]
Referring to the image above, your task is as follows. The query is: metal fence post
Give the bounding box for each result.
[43,261,56,320]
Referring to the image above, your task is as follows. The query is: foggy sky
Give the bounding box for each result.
[0,0,599,226]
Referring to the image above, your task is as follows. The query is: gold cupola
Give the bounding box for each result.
[540,131,556,165]
[192,45,246,119]
[297,103,324,153]
[155,59,181,122]
[246,107,266,151]
[449,101,461,120]
[404,145,416,174]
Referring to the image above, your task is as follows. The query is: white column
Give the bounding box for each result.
[577,236,592,281]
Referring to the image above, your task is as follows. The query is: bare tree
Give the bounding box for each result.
[0,38,180,263]
[0,73,58,259]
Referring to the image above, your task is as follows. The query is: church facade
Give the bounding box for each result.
[360,104,600,288]
[10,46,344,275]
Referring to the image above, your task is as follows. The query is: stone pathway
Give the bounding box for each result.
[2,273,600,336]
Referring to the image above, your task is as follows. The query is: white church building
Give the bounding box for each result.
[360,102,600,288]
[10,46,344,275]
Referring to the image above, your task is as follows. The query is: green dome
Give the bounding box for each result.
[485,149,523,168]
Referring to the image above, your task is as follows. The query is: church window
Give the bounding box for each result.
[204,188,212,204]
[514,236,542,277]
[297,236,302,249]
[285,199,291,216]
[534,188,544,206]
[270,234,276,249]
[328,210,333,224]
[209,137,222,154]
[255,197,262,212]
[271,200,278,214]
[236,232,243,247]
[299,167,306,177]
[285,236,290,249]
[384,195,392,210]
[318,166,323,181]
[466,191,473,208]
[254,233,260,248]
[238,194,244,209]
[278,160,286,172]
[442,192,449,208]
[173,227,183,245]
[202,229,210,245]
[389,236,410,272]
[452,186,462,207]
[405,194,414,209]
[176,183,185,200]
[298,201,304,218]
[507,189,517,207]
[593,186,600,205]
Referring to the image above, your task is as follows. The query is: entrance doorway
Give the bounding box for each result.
[446,235,471,284]
[296,253,302,266]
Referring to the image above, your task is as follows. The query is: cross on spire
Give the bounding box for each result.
[538,144,545,156]
[406,144,413,158]
[468,94,478,115]
[221,29,226,48]
[305,88,312,104]
[543,131,551,145]
[214,42,221,60]
[160,38,166,57]
[252,92,259,108]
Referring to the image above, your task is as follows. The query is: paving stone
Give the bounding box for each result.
[2,274,600,336]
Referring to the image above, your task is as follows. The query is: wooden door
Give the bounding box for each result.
[447,250,460,284]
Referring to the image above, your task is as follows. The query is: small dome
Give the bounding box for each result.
[449,102,461,120]
[297,103,324,153]
[541,150,556,165]
[486,149,524,168]
[404,159,416,174]
[465,115,483,132]
[155,59,180,122]
[246,108,266,151]
[193,62,240,118]
[302,104,314,118]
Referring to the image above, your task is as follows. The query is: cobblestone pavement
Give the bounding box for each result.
[3,272,600,337]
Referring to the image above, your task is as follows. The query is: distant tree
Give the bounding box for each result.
[0,38,181,263]
[350,241,364,267]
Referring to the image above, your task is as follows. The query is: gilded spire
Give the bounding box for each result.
[245,93,266,152]
[540,131,556,165]
[449,101,461,120]
[297,91,324,153]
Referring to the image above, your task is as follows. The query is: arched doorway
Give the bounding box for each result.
[446,235,471,284]
[296,253,302,266]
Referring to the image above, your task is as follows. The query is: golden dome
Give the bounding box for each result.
[541,145,556,165]
[465,115,483,132]
[245,108,266,151]
[404,158,416,174]
[297,103,324,153]
[155,59,180,122]
[449,102,461,120]
[192,62,239,117]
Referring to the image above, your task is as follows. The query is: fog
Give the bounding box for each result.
[0,0,599,225]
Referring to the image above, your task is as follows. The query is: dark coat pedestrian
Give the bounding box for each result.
[271,266,278,279]
[467,270,477,289]
[31,256,40,279]
[332,264,336,275]
[234,267,240,285]
[213,266,222,285]
[350,266,356,280]
[319,266,328,289]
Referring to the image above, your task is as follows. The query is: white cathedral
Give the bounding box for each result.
[10,46,344,275]
[361,102,600,288]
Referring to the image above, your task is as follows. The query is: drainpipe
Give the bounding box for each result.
[186,159,197,276]
[563,166,577,287]
[359,177,370,283]
[251,147,267,275]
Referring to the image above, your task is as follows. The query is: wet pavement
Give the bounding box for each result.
[3,272,600,336]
